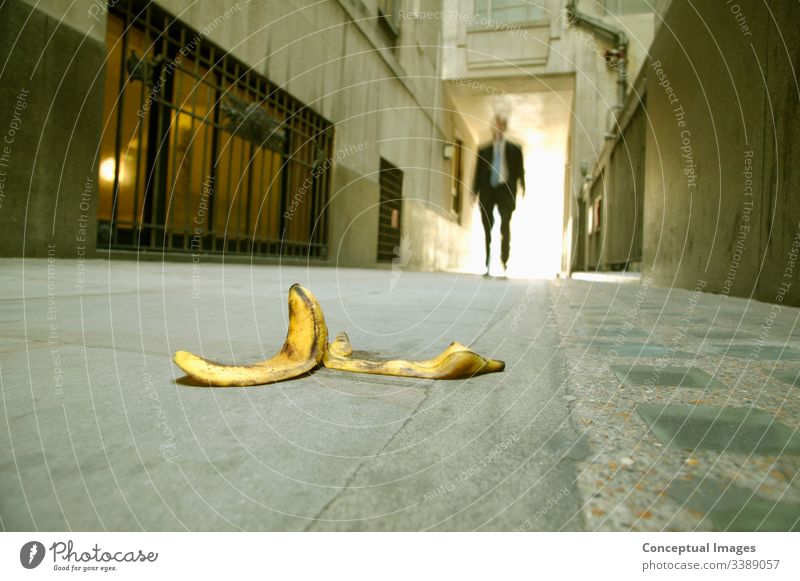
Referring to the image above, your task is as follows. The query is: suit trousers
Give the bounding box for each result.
[478,183,516,268]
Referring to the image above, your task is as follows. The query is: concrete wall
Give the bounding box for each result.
[0,0,105,258]
[643,0,800,306]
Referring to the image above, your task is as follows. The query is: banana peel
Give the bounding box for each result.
[173,284,504,386]
[323,332,504,380]
[174,284,327,386]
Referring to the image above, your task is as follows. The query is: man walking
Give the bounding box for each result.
[472,114,525,276]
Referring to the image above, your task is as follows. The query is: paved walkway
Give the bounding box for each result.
[1,259,798,531]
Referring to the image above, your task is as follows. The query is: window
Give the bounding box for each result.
[603,0,654,15]
[377,159,403,263]
[474,0,546,23]
[98,0,333,258]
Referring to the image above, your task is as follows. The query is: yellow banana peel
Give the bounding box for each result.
[323,332,504,379]
[173,284,504,386]
[174,284,327,386]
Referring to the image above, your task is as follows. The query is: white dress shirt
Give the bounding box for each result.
[492,137,509,185]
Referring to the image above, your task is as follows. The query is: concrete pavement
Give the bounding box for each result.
[1,259,799,531]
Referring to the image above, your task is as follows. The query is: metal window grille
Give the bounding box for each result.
[97,0,333,258]
[376,158,403,263]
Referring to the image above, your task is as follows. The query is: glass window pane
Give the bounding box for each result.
[99,16,150,229]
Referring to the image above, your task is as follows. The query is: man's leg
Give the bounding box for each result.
[479,194,495,272]
[499,202,514,270]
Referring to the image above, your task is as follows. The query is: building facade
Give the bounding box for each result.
[0,0,472,271]
[4,0,798,306]
[573,0,800,306]
[440,0,658,276]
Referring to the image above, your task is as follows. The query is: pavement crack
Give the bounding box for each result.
[303,379,435,530]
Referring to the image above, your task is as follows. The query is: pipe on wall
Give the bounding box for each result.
[565,0,629,137]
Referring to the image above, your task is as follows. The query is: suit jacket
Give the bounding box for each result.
[473,139,525,206]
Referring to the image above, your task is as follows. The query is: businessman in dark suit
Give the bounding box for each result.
[473,114,525,276]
